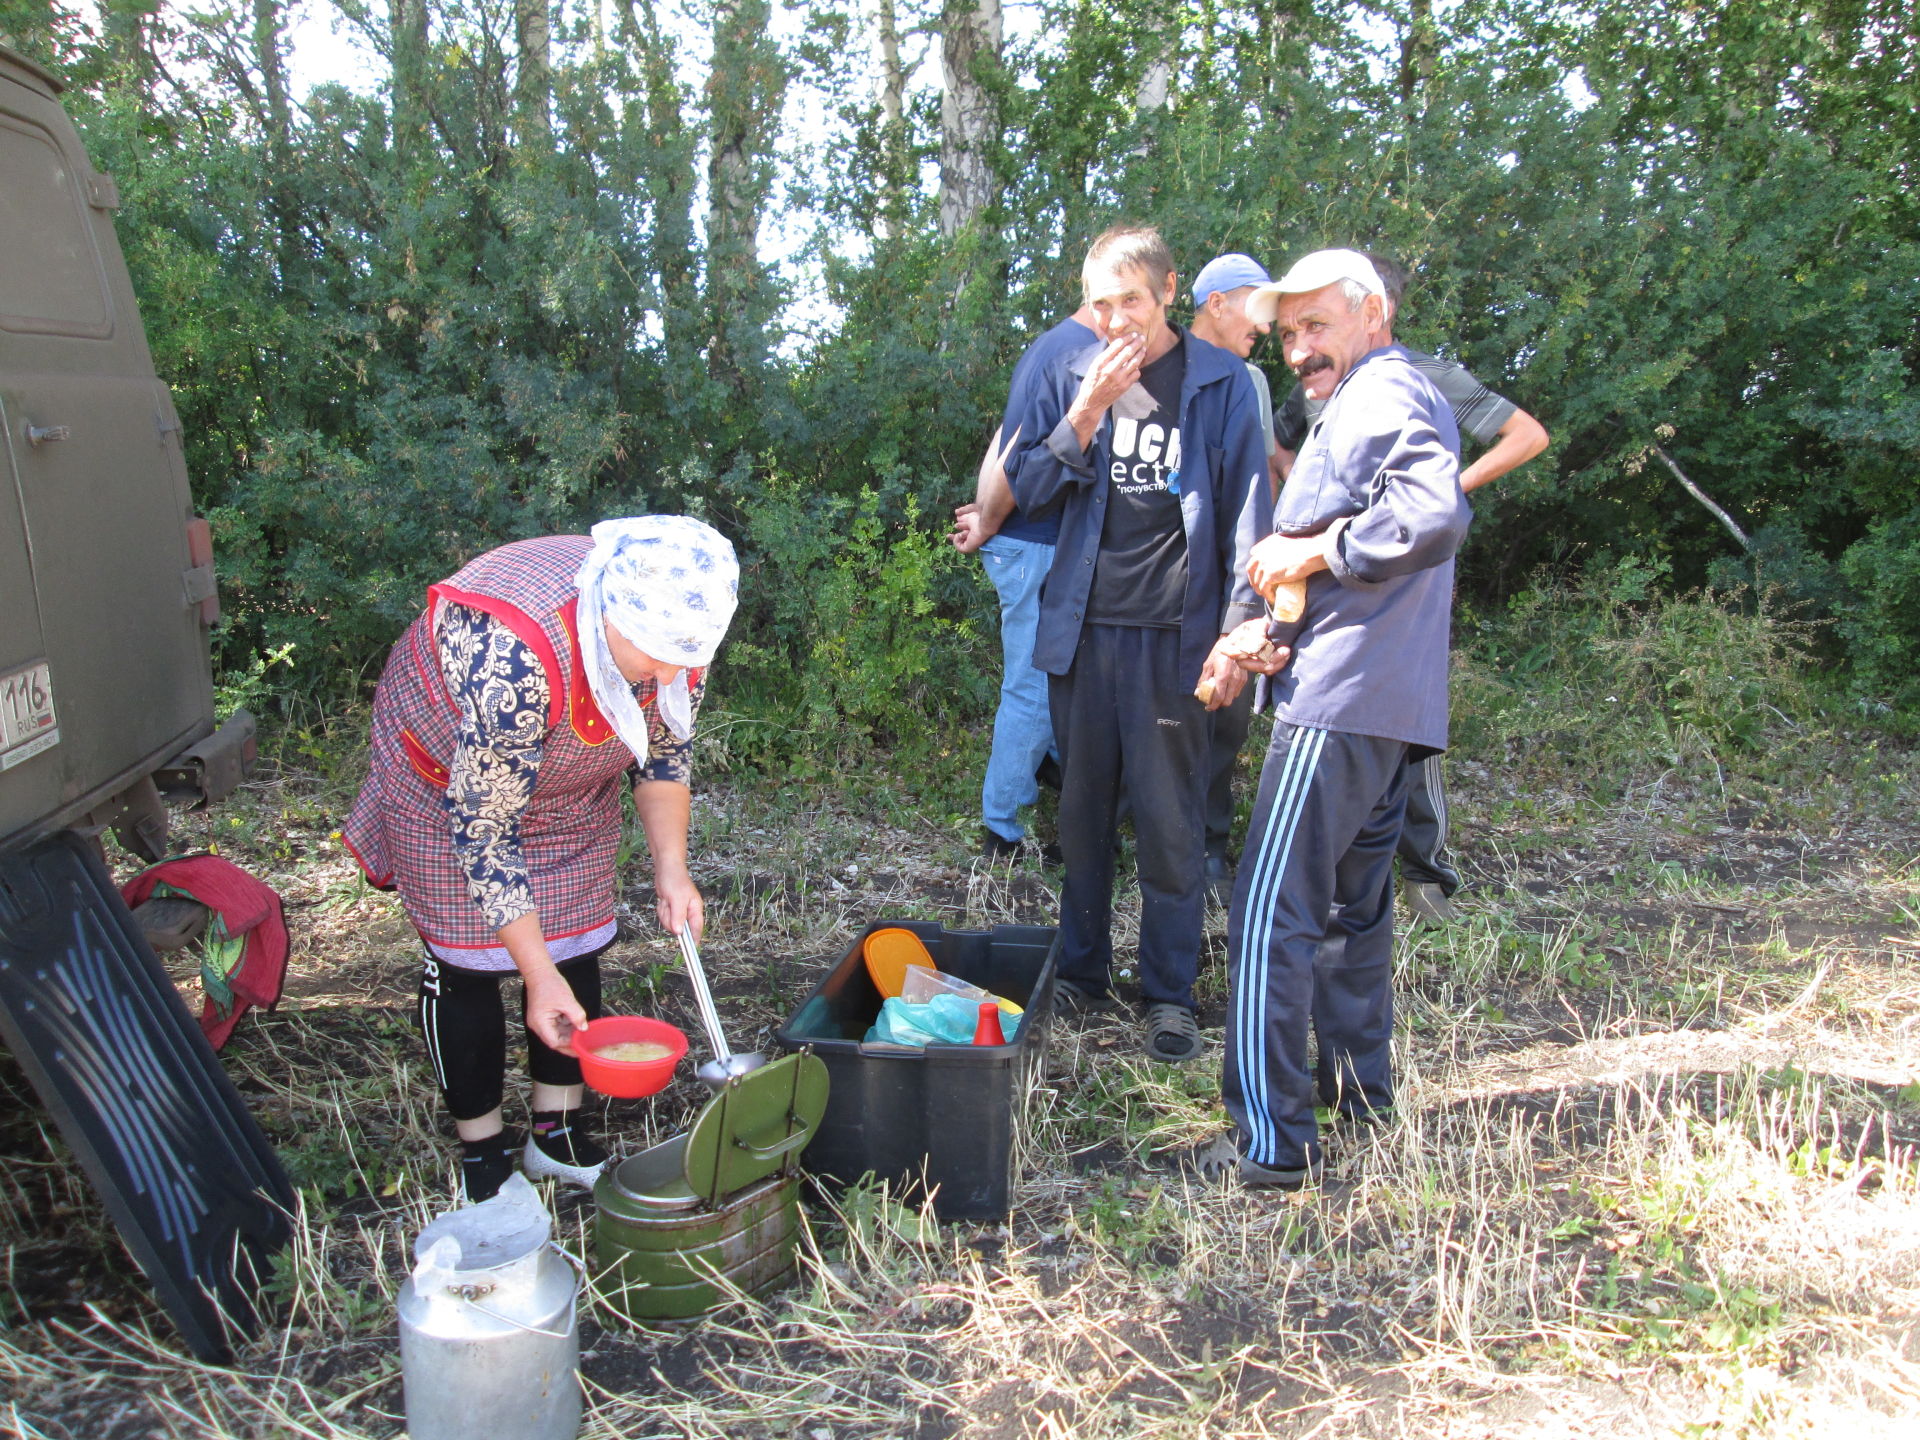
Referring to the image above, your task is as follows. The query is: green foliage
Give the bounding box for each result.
[1837,508,1920,718]
[16,0,1919,731]
[722,479,992,766]
[1452,565,1824,779]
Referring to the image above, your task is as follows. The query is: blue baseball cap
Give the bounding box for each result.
[1191,253,1272,305]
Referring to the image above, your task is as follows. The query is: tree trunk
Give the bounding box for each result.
[938,0,1000,238]
[1130,10,1175,159]
[101,0,157,94]
[872,0,909,240]
[250,0,302,285]
[1135,23,1172,116]
[620,0,701,383]
[390,0,430,165]
[705,0,784,396]
[1257,0,1312,123]
[1400,0,1436,107]
[514,0,553,150]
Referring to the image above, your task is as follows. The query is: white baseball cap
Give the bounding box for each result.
[1246,248,1387,324]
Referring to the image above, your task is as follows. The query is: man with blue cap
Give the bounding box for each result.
[1187,253,1284,901]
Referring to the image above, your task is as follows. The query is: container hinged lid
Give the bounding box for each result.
[683,1050,829,1204]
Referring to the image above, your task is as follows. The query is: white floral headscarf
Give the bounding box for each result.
[575,517,739,766]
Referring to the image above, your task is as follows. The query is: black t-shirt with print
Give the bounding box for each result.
[1088,332,1188,627]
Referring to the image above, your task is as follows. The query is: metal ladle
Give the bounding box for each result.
[676,922,766,1090]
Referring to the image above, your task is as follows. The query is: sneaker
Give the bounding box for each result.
[1143,1002,1202,1063]
[980,830,1064,866]
[1204,853,1233,907]
[1401,880,1459,926]
[1182,1134,1321,1190]
[981,829,1022,861]
[522,1111,610,1188]
[459,1130,521,1205]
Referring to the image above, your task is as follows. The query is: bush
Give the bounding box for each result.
[1837,509,1920,720]
[711,478,996,771]
[1452,566,1822,783]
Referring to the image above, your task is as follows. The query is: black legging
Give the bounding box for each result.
[417,945,606,1121]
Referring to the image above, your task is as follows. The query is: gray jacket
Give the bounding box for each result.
[1267,344,1471,751]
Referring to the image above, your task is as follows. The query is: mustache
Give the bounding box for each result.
[1295,355,1333,378]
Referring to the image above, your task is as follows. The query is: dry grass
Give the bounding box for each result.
[5,719,1920,1439]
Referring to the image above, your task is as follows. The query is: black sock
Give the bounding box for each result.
[459,1129,519,1203]
[530,1110,607,1168]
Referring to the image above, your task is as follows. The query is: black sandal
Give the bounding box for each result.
[1144,1002,1201,1062]
[1052,977,1119,1015]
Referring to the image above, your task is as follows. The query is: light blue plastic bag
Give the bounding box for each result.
[864,993,1024,1048]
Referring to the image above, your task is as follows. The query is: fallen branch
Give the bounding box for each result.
[1651,443,1751,551]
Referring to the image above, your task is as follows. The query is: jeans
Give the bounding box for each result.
[979,534,1057,842]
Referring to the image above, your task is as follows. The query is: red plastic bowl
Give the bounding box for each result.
[574,1016,688,1098]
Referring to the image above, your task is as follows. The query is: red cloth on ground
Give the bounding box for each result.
[121,855,288,1050]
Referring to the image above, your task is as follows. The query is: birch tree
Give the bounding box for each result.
[514,0,552,149]
[938,0,999,237]
[871,0,910,239]
[390,0,430,163]
[705,0,785,394]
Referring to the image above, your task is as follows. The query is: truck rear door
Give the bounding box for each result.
[0,63,214,843]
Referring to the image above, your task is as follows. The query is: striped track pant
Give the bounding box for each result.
[1223,724,1409,1169]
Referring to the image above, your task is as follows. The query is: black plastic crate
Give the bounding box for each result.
[774,920,1057,1219]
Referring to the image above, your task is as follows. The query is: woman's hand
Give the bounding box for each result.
[655,866,705,943]
[524,970,589,1056]
[634,779,701,941]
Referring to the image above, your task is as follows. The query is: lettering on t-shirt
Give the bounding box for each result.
[1109,415,1184,496]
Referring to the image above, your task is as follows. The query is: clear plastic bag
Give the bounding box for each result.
[900,966,1024,1014]
[864,993,1025,1048]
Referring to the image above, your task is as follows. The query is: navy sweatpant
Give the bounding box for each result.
[1224,724,1408,1169]
[1049,624,1210,1010]
[1397,752,1460,894]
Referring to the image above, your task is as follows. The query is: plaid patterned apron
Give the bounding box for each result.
[342,536,640,952]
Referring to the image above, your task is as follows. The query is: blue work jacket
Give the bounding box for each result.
[1003,329,1271,690]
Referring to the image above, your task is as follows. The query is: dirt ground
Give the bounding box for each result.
[4,740,1920,1438]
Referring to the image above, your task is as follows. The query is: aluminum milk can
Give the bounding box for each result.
[398,1174,581,1440]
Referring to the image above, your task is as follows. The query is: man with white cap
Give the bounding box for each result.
[1198,248,1471,1187]
[1272,251,1550,925]
[1187,252,1284,902]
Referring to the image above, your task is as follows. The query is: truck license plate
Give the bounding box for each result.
[0,660,60,771]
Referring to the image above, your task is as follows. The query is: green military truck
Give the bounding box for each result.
[0,41,291,1365]
[1,40,252,859]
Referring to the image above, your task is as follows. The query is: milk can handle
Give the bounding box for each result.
[455,1248,582,1340]
[463,1294,577,1339]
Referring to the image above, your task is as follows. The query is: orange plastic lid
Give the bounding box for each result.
[862,927,937,997]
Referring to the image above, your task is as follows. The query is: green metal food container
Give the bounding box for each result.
[593,1051,828,1322]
